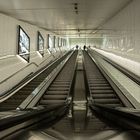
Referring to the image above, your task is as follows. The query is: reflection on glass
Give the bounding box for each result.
[38,32,44,56]
[48,34,54,51]
[18,25,30,62]
[58,37,62,47]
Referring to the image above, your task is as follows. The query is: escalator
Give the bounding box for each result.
[18,50,138,140]
[0,50,140,140]
[83,51,126,107]
[37,50,78,106]
[0,51,72,111]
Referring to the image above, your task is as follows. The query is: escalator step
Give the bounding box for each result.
[94,98,120,104]
[53,82,70,84]
[46,91,68,95]
[1,100,23,104]
[51,84,70,87]
[40,100,65,105]
[54,80,70,82]
[89,79,107,82]
[17,91,32,94]
[43,95,67,100]
[92,94,116,98]
[89,83,109,87]
[89,81,108,84]
[9,95,28,99]
[48,87,69,91]
[90,87,112,90]
[91,90,114,93]
[104,104,123,107]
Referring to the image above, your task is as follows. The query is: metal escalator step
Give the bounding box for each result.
[54,80,70,82]
[88,78,105,80]
[48,87,69,91]
[25,84,37,87]
[104,104,123,107]
[19,89,33,92]
[0,106,17,110]
[51,85,70,87]
[31,80,43,82]
[40,100,65,105]
[43,95,67,100]
[89,79,106,82]
[17,91,32,94]
[89,81,108,84]
[91,90,114,93]
[31,81,42,84]
[1,100,22,105]
[53,82,70,84]
[90,87,112,90]
[89,83,109,87]
[46,91,68,95]
[92,94,116,99]
[52,84,70,87]
[94,98,120,104]
[21,87,36,90]
[9,95,28,99]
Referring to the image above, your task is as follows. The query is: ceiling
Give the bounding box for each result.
[0,0,131,37]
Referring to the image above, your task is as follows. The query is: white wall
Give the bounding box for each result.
[100,0,140,62]
[0,13,67,95]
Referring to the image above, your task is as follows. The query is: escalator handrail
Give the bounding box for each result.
[0,102,70,131]
[90,103,140,130]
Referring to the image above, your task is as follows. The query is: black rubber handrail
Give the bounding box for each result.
[0,102,70,131]
[90,103,140,130]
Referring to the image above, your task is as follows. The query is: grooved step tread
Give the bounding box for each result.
[93,98,120,104]
[89,81,108,84]
[51,84,69,88]
[90,87,112,90]
[46,91,68,95]
[48,88,69,91]
[102,104,123,107]
[43,95,67,100]
[89,80,107,82]
[40,100,65,105]
[92,94,116,98]
[89,83,110,86]
[91,90,114,93]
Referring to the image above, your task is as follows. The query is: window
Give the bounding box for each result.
[18,25,30,62]
[47,34,50,48]
[48,34,53,50]
[55,37,58,48]
[58,37,62,47]
[37,31,44,56]
[54,36,56,48]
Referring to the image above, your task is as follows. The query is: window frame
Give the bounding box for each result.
[18,25,30,62]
